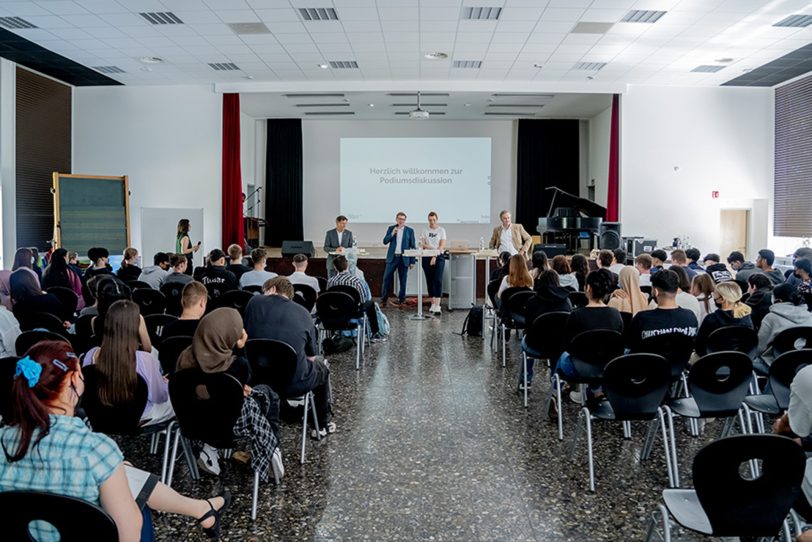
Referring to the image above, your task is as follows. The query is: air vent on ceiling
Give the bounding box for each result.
[387,92,449,97]
[621,10,667,23]
[228,22,270,35]
[209,62,240,71]
[299,8,339,21]
[773,14,812,28]
[303,111,355,116]
[92,66,126,74]
[139,12,183,25]
[0,17,37,29]
[573,62,607,71]
[491,93,554,98]
[691,65,725,73]
[484,112,534,116]
[453,60,482,69]
[571,22,614,34]
[395,111,445,116]
[488,104,544,108]
[295,103,350,107]
[391,103,447,107]
[462,7,502,20]
[329,60,358,69]
[284,93,345,98]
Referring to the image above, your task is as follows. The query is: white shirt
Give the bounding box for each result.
[336,230,343,247]
[239,269,277,289]
[0,307,20,358]
[609,263,625,275]
[499,227,517,256]
[421,227,447,250]
[639,273,651,287]
[395,227,404,254]
[288,271,320,293]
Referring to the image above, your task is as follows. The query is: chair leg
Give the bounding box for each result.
[664,406,679,487]
[181,436,200,481]
[355,324,362,370]
[641,418,658,461]
[310,391,321,437]
[644,504,672,542]
[251,469,260,521]
[300,392,309,465]
[657,408,675,488]
[622,420,632,439]
[555,374,563,440]
[166,427,181,487]
[740,403,755,435]
[522,352,528,408]
[150,433,159,455]
[159,421,175,484]
[501,323,506,367]
[584,407,595,492]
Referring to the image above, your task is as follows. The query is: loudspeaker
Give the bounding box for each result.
[599,222,622,250]
[534,244,567,258]
[281,240,315,257]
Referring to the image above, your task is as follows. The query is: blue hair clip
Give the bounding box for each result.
[52,359,68,372]
[15,356,41,388]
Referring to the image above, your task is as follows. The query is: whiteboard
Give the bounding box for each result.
[140,208,204,269]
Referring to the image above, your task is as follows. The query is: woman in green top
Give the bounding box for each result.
[176,219,200,275]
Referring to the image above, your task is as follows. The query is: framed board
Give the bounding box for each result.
[53,173,130,255]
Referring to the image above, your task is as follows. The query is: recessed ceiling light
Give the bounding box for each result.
[464,103,471,107]
[318,63,328,69]
[715,57,734,63]
[368,103,374,107]
[424,52,448,60]
[533,63,543,68]
[244,75,254,80]
[139,56,163,64]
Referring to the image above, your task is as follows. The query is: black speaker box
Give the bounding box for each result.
[534,244,567,258]
[281,240,315,257]
[599,222,622,250]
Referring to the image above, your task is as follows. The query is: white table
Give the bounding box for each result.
[403,248,442,320]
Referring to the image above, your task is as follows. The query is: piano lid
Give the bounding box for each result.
[544,187,607,220]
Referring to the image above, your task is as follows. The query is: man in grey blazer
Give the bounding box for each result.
[324,215,354,278]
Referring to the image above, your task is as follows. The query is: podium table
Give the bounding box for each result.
[403,249,442,320]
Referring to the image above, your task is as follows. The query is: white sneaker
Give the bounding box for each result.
[271,447,284,481]
[433,304,442,314]
[197,444,221,476]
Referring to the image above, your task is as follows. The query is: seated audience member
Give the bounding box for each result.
[30,248,44,280]
[92,277,152,353]
[625,269,699,353]
[0,341,231,542]
[0,304,20,357]
[650,249,667,275]
[163,253,194,287]
[327,255,381,339]
[67,250,83,279]
[177,308,282,479]
[703,253,733,283]
[198,249,239,296]
[745,273,773,330]
[12,247,40,281]
[570,254,589,291]
[794,258,812,296]
[41,247,85,311]
[650,265,701,322]
[727,250,759,283]
[162,281,207,339]
[243,278,334,439]
[138,252,171,290]
[83,300,173,425]
[670,249,697,282]
[755,284,812,371]
[529,250,549,280]
[755,248,785,286]
[239,248,277,289]
[551,255,578,290]
[596,249,619,285]
[496,254,534,302]
[694,281,753,356]
[116,247,142,283]
[79,275,104,317]
[690,273,717,325]
[635,253,653,287]
[787,247,812,287]
[10,269,66,321]
[685,248,704,273]
[609,249,626,275]
[490,251,512,282]
[609,266,650,316]
[226,244,251,282]
[287,254,320,293]
[82,247,113,304]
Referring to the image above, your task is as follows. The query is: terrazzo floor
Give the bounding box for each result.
[119,305,726,541]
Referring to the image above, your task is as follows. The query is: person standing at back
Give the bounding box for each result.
[489,210,531,259]
[176,219,200,276]
[419,211,446,314]
[324,215,354,279]
[380,212,415,307]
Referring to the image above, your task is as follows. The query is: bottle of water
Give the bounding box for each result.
[479,236,485,251]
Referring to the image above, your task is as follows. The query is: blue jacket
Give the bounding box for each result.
[383,225,416,264]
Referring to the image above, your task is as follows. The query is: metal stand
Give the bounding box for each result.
[405,249,440,321]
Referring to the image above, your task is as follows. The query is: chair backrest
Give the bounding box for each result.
[637,332,696,382]
[15,330,70,357]
[80,365,149,434]
[315,276,328,292]
[204,280,234,300]
[486,279,501,308]
[315,291,358,330]
[168,368,243,448]
[568,291,588,308]
[242,284,262,294]
[327,284,362,306]
[157,335,193,376]
[143,313,179,347]
[620,311,633,331]
[768,349,812,410]
[771,326,812,358]
[244,338,298,396]
[292,284,317,312]
[524,311,570,360]
[17,312,65,334]
[209,289,253,315]
[640,285,652,298]
[45,286,78,319]
[706,325,758,358]
[159,282,184,317]
[0,490,118,542]
[602,354,670,420]
[502,288,533,327]
[131,288,166,316]
[0,355,19,421]
[692,434,805,537]
[126,280,152,291]
[569,329,625,367]
[688,351,753,416]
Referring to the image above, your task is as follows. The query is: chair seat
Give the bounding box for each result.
[662,489,713,535]
[590,400,616,421]
[571,361,604,382]
[743,393,780,415]
[669,397,701,418]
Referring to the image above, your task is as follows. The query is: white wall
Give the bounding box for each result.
[300,119,516,247]
[589,105,612,208]
[73,85,222,253]
[620,85,773,259]
[240,111,254,191]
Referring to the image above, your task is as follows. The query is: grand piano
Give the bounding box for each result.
[537,187,606,254]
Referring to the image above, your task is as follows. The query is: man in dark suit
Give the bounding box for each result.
[324,215,354,278]
[381,211,416,306]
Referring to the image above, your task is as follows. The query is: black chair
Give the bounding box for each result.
[209,289,253,315]
[242,284,263,294]
[771,326,812,358]
[17,311,66,335]
[568,291,588,308]
[160,282,185,317]
[132,288,166,316]
[637,332,696,394]
[15,330,70,357]
[315,291,364,370]
[0,355,18,422]
[666,351,753,486]
[620,311,633,333]
[705,325,758,358]
[0,490,118,541]
[73,313,98,354]
[315,276,328,293]
[495,287,532,367]
[245,338,321,464]
[143,313,178,347]
[167,368,264,520]
[574,354,675,491]
[645,434,804,541]
[293,284,317,313]
[157,336,193,376]
[640,285,652,299]
[46,286,78,319]
[81,365,176,483]
[742,349,812,433]
[328,284,362,305]
[520,311,569,412]
[126,280,152,291]
[486,279,501,351]
[204,282,234,301]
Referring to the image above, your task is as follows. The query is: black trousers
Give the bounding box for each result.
[289,358,332,428]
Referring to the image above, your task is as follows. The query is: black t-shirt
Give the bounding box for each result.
[564,306,623,346]
[695,309,753,356]
[161,319,199,341]
[199,266,239,296]
[244,294,318,393]
[626,307,698,353]
[226,263,252,281]
[116,265,142,283]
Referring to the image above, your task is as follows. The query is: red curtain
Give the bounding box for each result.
[222,93,244,249]
[607,94,620,222]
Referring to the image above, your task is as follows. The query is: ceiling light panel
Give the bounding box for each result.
[691,65,725,73]
[621,10,667,24]
[92,66,125,74]
[453,60,483,68]
[571,22,614,34]
[573,62,607,71]
[462,7,502,21]
[299,8,339,22]
[209,62,240,71]
[228,23,271,35]
[773,14,812,28]
[329,60,358,69]
[139,12,184,25]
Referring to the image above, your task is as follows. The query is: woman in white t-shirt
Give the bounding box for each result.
[420,211,447,314]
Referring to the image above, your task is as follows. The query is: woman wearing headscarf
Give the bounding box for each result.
[176,308,282,482]
[609,266,650,316]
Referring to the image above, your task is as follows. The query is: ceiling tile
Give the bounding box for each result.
[540,8,585,22]
[254,9,300,22]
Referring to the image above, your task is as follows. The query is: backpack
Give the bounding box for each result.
[374,302,390,337]
[458,304,483,337]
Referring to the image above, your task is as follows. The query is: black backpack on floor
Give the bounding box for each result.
[458,305,483,337]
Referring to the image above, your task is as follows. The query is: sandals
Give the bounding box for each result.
[197,489,232,540]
